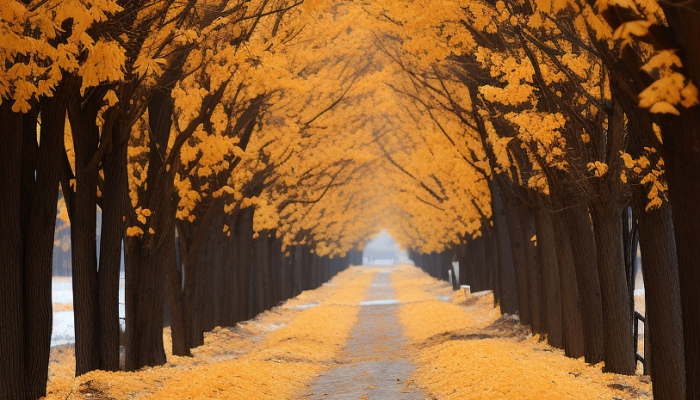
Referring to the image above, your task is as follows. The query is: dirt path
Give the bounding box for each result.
[304,267,427,399]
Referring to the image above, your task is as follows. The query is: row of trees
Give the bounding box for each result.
[0,0,377,398]
[3,0,700,399]
[364,0,698,399]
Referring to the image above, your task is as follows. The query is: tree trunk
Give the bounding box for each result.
[489,180,519,315]
[97,121,129,371]
[631,186,685,398]
[0,103,29,399]
[182,224,203,348]
[236,208,255,321]
[499,182,530,324]
[310,252,319,289]
[124,88,181,370]
[519,200,542,333]
[68,94,101,376]
[562,195,605,365]
[533,198,564,349]
[209,226,224,329]
[124,185,175,369]
[166,242,189,356]
[200,238,216,333]
[254,233,268,314]
[473,234,492,292]
[590,199,636,374]
[548,183,585,358]
[221,228,237,327]
[661,123,700,399]
[487,227,501,308]
[24,91,70,395]
[124,227,168,370]
[646,7,700,397]
[457,242,472,287]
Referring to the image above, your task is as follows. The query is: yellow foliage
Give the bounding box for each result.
[586,161,609,177]
[620,148,667,211]
[126,226,144,237]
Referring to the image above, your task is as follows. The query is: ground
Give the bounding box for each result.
[45,265,652,399]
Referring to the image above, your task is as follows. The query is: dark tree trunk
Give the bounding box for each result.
[210,226,224,329]
[589,199,636,374]
[24,91,70,396]
[182,222,202,349]
[548,183,585,358]
[644,309,652,376]
[562,195,605,365]
[643,7,700,398]
[499,182,530,323]
[292,245,303,296]
[473,233,492,292]
[490,180,519,315]
[278,238,288,303]
[487,227,501,308]
[518,200,542,333]
[97,121,129,371]
[586,94,636,374]
[310,253,319,289]
[457,241,472,287]
[0,104,29,399]
[201,237,216,333]
[533,198,563,349]
[124,226,168,370]
[631,187,685,398]
[610,76,686,392]
[68,93,101,376]
[268,237,281,305]
[236,208,255,321]
[166,239,189,357]
[661,125,700,400]
[124,89,178,370]
[254,232,269,314]
[222,230,236,326]
[177,199,225,350]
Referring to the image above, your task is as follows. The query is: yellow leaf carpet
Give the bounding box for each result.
[44,267,376,399]
[44,265,653,399]
[391,265,653,399]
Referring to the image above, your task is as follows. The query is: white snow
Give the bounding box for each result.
[295,303,319,310]
[359,299,400,306]
[51,278,125,347]
[52,280,73,304]
[52,311,75,347]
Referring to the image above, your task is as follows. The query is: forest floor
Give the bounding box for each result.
[45,265,652,399]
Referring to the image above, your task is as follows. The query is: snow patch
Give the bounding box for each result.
[51,278,126,347]
[52,280,73,304]
[52,311,75,347]
[295,303,319,310]
[359,299,400,306]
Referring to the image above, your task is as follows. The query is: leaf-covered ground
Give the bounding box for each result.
[45,265,652,399]
[45,267,376,399]
[392,265,653,399]
[303,267,426,399]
